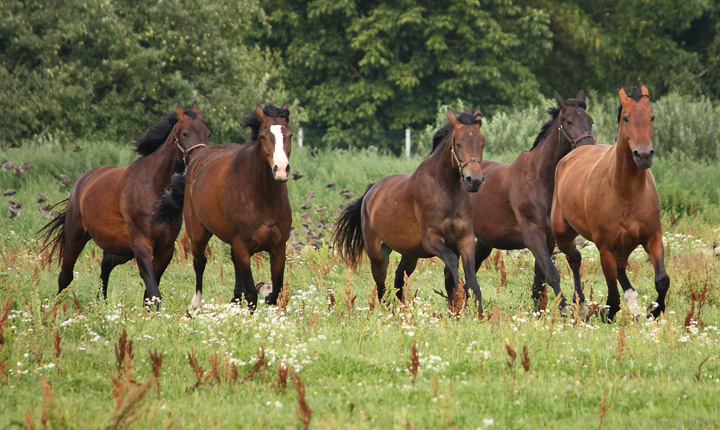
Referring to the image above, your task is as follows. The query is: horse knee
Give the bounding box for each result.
[655,273,669,291]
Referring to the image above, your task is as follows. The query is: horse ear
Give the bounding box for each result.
[255,104,266,121]
[554,91,567,109]
[576,90,586,103]
[191,101,202,119]
[640,84,650,104]
[176,101,186,120]
[447,108,459,127]
[281,102,289,111]
[618,88,629,104]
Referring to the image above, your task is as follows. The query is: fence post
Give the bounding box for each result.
[405,128,411,159]
[298,127,304,148]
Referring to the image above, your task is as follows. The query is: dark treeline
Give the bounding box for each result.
[2,0,720,150]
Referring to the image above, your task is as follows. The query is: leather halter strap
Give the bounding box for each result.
[450,136,482,182]
[558,124,595,149]
[174,129,207,166]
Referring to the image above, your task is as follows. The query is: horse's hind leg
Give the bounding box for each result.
[643,232,670,319]
[616,254,640,317]
[394,256,418,302]
[99,252,131,299]
[367,242,391,302]
[552,217,585,316]
[187,228,212,313]
[58,218,90,295]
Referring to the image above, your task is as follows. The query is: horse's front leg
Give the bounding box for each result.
[129,233,162,310]
[265,244,287,305]
[520,223,568,310]
[457,234,483,314]
[643,232,670,319]
[230,244,257,310]
[422,231,461,307]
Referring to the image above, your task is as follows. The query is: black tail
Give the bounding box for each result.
[37,199,69,265]
[332,184,372,269]
[153,173,186,225]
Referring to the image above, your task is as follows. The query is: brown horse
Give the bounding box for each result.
[444,91,594,311]
[154,103,292,311]
[552,85,669,320]
[333,108,486,311]
[39,102,210,307]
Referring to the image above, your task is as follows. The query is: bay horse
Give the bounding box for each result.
[444,91,595,312]
[551,85,669,320]
[39,102,210,308]
[333,108,486,311]
[154,103,292,312]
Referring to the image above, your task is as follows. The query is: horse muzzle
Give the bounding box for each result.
[632,149,654,169]
[464,175,484,192]
[273,164,290,182]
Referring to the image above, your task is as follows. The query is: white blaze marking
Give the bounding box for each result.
[270,125,288,179]
[188,291,203,312]
[625,289,640,316]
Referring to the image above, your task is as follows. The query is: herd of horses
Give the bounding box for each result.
[39,85,669,321]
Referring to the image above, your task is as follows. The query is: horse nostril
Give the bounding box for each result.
[632,150,640,158]
[478,176,485,185]
[649,149,655,157]
[273,165,278,174]
[286,165,290,173]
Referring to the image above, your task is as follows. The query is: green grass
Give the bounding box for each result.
[1,141,720,429]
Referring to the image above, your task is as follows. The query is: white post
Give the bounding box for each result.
[405,128,411,159]
[298,127,304,148]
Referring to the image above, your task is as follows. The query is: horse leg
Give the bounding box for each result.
[265,245,287,305]
[394,256,418,302]
[152,246,175,290]
[185,210,212,312]
[129,235,162,309]
[522,226,566,309]
[230,245,257,310]
[552,215,586,318]
[99,252,131,299]
[616,255,640,317]
[58,224,90,295]
[444,242,492,301]
[364,227,391,301]
[598,248,621,321]
[458,234,483,313]
[422,232,460,307]
[643,232,670,319]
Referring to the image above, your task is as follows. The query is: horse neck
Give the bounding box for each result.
[424,139,462,194]
[529,125,570,191]
[612,122,646,186]
[138,132,183,192]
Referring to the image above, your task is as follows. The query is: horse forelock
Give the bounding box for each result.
[616,87,648,123]
[243,103,291,141]
[531,98,587,150]
[429,109,482,155]
[134,109,199,156]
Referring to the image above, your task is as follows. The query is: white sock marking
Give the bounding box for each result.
[188,291,203,312]
[270,125,288,180]
[625,289,640,316]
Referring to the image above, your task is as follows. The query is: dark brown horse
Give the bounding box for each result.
[154,103,292,311]
[444,91,594,311]
[552,85,669,320]
[39,102,210,307]
[333,108,486,311]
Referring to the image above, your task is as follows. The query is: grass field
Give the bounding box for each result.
[1,138,720,429]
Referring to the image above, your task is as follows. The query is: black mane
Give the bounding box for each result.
[530,98,587,150]
[430,108,483,155]
[242,103,291,141]
[134,109,199,156]
[616,86,647,123]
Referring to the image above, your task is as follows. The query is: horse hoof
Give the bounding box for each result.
[188,291,203,313]
[144,296,162,312]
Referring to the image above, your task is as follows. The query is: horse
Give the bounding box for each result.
[551,85,669,320]
[333,107,486,311]
[154,103,292,312]
[39,102,210,308]
[444,91,595,312]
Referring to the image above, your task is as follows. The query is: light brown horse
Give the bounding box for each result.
[39,102,210,307]
[333,108,486,311]
[154,103,292,311]
[551,85,669,320]
[445,91,594,310]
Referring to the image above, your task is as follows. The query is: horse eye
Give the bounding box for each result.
[623,116,629,123]
[566,120,573,126]
[182,131,189,137]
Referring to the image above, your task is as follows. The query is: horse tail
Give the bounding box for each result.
[153,173,186,225]
[332,184,372,269]
[37,199,69,265]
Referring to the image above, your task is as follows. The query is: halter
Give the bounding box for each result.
[450,135,482,182]
[174,128,208,166]
[558,124,595,149]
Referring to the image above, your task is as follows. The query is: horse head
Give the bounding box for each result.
[555,90,594,149]
[255,102,292,182]
[173,101,210,165]
[447,107,485,192]
[618,85,654,169]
